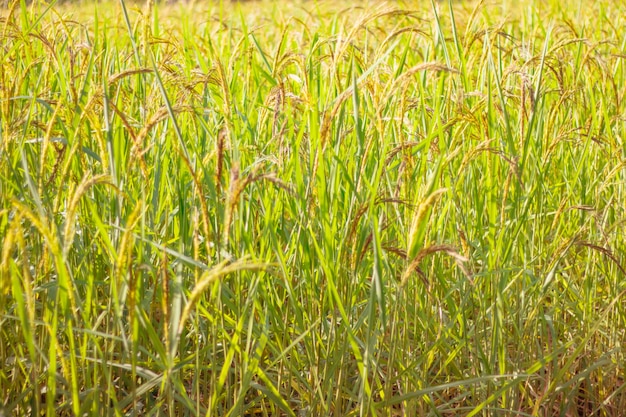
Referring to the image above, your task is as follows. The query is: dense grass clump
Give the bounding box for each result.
[1,0,625,415]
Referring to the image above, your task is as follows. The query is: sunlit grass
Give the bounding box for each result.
[1,0,625,415]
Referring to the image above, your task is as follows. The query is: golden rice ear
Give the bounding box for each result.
[0,215,15,295]
[406,188,447,260]
[272,82,285,139]
[143,0,154,57]
[215,126,227,195]
[108,68,154,85]
[114,200,144,282]
[176,149,214,260]
[383,62,459,104]
[62,174,111,259]
[175,257,269,340]
[400,244,470,288]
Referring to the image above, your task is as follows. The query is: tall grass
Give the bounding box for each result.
[1,0,625,415]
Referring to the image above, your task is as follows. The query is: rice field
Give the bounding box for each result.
[1,0,625,415]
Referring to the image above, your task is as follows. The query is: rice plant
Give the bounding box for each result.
[1,0,625,415]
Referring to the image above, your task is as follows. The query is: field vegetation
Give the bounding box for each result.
[1,0,625,415]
